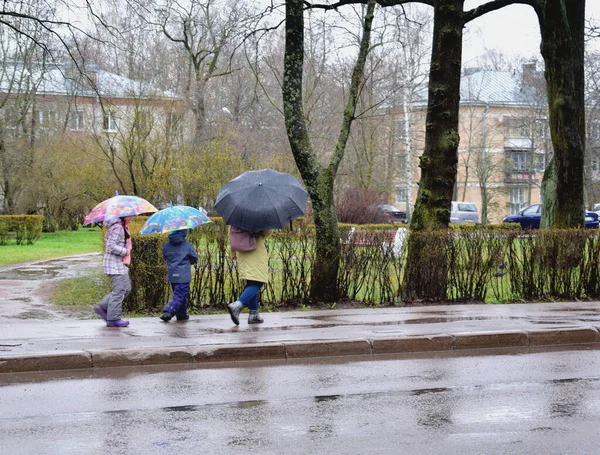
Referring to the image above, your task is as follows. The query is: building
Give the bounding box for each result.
[391,63,552,224]
[0,61,189,144]
[0,61,191,215]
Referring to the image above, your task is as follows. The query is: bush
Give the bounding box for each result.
[336,187,387,224]
[125,233,169,313]
[0,215,44,245]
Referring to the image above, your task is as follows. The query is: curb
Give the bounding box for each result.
[2,327,600,374]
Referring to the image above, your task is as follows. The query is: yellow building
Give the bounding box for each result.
[392,63,550,224]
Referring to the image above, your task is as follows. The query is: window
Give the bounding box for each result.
[134,110,151,130]
[68,111,84,130]
[522,204,540,216]
[36,110,55,128]
[592,156,600,179]
[396,120,406,140]
[509,151,529,172]
[533,152,545,171]
[457,203,477,212]
[4,108,20,130]
[103,111,117,131]
[589,121,600,141]
[533,118,548,139]
[396,187,408,203]
[166,112,181,136]
[509,186,527,215]
[397,155,407,174]
[504,116,529,138]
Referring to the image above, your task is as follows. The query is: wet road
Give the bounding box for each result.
[2,347,600,454]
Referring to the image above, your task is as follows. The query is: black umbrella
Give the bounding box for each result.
[214,169,309,232]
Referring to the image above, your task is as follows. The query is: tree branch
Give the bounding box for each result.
[463,0,540,23]
[305,0,432,10]
[329,0,376,176]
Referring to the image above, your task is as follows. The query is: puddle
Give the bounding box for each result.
[299,315,522,325]
[0,256,101,281]
[0,268,63,280]
[401,316,521,324]
[15,310,57,319]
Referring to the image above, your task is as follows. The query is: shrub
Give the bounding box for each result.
[0,215,44,245]
[123,221,600,310]
[336,187,387,224]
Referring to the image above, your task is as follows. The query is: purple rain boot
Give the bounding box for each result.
[93,305,107,321]
[106,319,130,327]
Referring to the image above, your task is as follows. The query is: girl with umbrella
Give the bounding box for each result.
[84,193,158,327]
[93,216,133,327]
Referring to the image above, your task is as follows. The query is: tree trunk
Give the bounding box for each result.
[539,0,586,228]
[405,0,464,301]
[193,76,207,144]
[284,0,375,301]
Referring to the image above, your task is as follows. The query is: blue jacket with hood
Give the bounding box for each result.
[163,230,198,283]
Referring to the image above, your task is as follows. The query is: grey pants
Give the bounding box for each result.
[98,273,132,321]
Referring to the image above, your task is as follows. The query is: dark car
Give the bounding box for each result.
[502,203,600,229]
[377,204,408,224]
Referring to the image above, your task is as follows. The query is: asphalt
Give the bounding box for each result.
[2,255,600,374]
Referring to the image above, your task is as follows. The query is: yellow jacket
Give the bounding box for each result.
[235,230,270,283]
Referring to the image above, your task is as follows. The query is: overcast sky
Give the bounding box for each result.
[462,1,600,65]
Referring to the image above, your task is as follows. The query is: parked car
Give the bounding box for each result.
[502,203,600,229]
[594,203,600,216]
[377,204,408,224]
[450,201,479,224]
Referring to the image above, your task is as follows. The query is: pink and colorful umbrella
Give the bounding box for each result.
[139,204,211,235]
[83,193,158,225]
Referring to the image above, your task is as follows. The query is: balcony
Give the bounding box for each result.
[505,170,535,183]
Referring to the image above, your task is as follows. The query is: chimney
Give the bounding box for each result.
[522,62,536,85]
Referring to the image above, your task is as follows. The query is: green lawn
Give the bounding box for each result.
[0,228,103,267]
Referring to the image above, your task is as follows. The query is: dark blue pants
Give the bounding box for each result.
[164,282,190,317]
[239,281,263,311]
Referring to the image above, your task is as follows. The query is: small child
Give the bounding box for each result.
[160,229,199,322]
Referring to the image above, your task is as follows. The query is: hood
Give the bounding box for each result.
[103,217,122,228]
[168,229,188,245]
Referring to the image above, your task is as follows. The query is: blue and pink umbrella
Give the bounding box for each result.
[140,203,211,235]
[83,192,158,225]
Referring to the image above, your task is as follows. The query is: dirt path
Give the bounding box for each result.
[0,254,102,320]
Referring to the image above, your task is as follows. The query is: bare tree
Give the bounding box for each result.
[284,0,376,301]
[136,0,258,144]
[0,1,55,213]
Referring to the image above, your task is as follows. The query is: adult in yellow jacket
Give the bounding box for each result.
[227,230,270,325]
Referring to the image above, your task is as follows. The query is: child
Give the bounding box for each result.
[94,216,132,327]
[160,229,198,322]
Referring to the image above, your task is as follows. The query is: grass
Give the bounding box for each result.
[51,271,109,307]
[0,228,103,267]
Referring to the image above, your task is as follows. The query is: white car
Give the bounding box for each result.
[450,201,479,224]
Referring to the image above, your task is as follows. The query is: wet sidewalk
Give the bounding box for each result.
[2,255,600,373]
